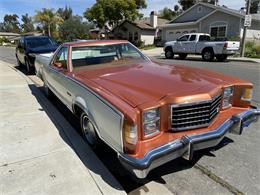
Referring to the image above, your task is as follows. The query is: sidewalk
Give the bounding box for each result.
[0,60,126,195]
[142,47,260,63]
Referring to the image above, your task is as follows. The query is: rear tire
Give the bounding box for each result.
[165,48,174,59]
[216,54,228,62]
[178,54,187,60]
[80,112,100,148]
[202,49,214,61]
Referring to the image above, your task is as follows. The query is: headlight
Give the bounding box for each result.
[222,86,234,109]
[143,108,160,137]
[241,88,253,102]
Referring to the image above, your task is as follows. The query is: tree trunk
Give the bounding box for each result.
[48,24,51,37]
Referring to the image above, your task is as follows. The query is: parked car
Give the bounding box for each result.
[15,35,59,73]
[164,33,240,61]
[35,40,259,178]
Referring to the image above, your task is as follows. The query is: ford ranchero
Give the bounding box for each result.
[35,40,259,178]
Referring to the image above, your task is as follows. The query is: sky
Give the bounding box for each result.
[0,0,246,23]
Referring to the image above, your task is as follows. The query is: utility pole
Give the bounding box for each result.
[240,0,251,57]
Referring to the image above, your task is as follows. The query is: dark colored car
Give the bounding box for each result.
[15,36,59,73]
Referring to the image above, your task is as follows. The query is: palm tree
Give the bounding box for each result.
[34,8,63,36]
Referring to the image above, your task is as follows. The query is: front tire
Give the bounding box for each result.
[25,59,32,74]
[16,55,22,67]
[80,113,100,148]
[165,48,174,59]
[202,49,214,61]
[216,54,228,62]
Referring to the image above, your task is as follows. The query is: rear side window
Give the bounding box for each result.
[189,35,196,41]
[199,35,210,42]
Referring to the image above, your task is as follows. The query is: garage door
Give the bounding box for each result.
[166,29,198,41]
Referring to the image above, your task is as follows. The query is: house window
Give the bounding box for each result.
[210,26,227,38]
[134,32,138,41]
[197,6,202,13]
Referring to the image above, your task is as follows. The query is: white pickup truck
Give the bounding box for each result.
[164,33,240,61]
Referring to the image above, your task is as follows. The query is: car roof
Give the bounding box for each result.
[63,40,129,47]
[23,35,50,39]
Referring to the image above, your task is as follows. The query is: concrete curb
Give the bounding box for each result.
[0,60,126,195]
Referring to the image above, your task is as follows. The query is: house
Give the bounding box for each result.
[158,2,260,42]
[112,12,169,45]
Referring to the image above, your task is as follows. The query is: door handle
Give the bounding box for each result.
[67,91,71,96]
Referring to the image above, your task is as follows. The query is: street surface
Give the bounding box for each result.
[0,46,259,195]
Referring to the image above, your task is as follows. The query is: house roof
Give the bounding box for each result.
[169,2,260,24]
[113,17,169,31]
[133,17,169,30]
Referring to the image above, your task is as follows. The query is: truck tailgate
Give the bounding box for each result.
[226,41,240,50]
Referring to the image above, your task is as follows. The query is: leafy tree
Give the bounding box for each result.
[84,0,145,29]
[59,16,92,41]
[3,14,21,33]
[57,6,73,20]
[174,4,180,12]
[178,0,195,11]
[135,0,147,9]
[21,14,34,33]
[250,0,260,14]
[34,8,63,37]
[159,7,174,20]
[0,23,4,31]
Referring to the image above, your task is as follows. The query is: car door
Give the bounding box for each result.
[184,34,197,53]
[45,46,72,108]
[174,35,190,53]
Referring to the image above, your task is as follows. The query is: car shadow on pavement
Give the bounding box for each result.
[27,84,125,192]
[27,83,235,194]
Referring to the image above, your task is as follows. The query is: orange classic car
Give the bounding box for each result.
[35,40,260,178]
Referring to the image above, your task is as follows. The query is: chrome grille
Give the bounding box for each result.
[171,94,222,131]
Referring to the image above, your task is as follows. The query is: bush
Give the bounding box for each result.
[133,40,145,48]
[0,37,10,45]
[245,41,260,58]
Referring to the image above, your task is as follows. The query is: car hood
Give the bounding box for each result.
[73,62,241,107]
[27,45,58,54]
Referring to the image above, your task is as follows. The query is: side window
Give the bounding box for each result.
[189,35,196,41]
[178,35,189,42]
[199,35,210,42]
[52,47,68,69]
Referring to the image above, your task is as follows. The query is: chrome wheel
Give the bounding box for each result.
[81,114,98,146]
[165,50,174,59]
[202,49,214,61]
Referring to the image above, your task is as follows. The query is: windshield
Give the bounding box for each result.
[25,37,54,48]
[71,43,149,70]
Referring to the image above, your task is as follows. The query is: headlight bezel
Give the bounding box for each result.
[222,86,234,109]
[143,108,160,137]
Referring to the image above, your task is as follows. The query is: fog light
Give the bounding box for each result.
[241,88,253,102]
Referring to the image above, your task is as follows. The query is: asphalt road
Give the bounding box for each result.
[1,46,260,195]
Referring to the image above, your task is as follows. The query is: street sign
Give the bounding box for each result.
[244,15,252,27]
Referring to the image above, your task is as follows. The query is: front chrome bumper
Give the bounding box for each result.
[118,108,260,179]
